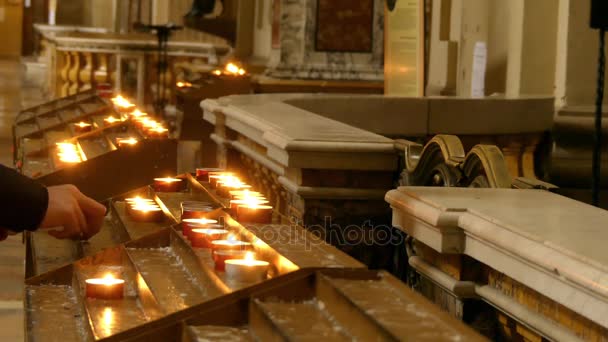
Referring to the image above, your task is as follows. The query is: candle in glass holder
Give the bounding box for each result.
[230,198,269,213]
[181,218,219,238]
[208,173,235,189]
[229,190,264,200]
[116,137,139,148]
[195,168,224,182]
[181,201,216,220]
[211,237,252,253]
[236,202,273,224]
[216,182,251,198]
[190,228,229,248]
[56,142,83,164]
[225,252,269,283]
[73,121,92,133]
[213,250,248,272]
[153,177,184,192]
[85,274,125,300]
[128,204,163,222]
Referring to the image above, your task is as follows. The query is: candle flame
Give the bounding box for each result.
[224,63,247,76]
[112,95,135,109]
[155,177,182,183]
[117,137,138,146]
[176,81,193,88]
[74,121,91,128]
[104,116,121,124]
[56,142,83,163]
[130,109,147,118]
[182,218,219,225]
[245,251,254,262]
[212,69,222,76]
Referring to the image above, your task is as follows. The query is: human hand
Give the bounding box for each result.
[39,185,107,240]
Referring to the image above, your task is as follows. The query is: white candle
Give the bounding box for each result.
[225,252,269,283]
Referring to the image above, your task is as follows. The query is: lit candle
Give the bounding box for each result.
[213,250,248,272]
[116,137,139,147]
[130,109,147,118]
[181,201,216,220]
[230,198,269,213]
[111,95,135,111]
[153,177,185,192]
[208,174,237,189]
[229,190,264,200]
[190,228,229,248]
[216,181,251,198]
[195,168,224,182]
[181,218,219,238]
[212,69,222,76]
[85,274,125,300]
[104,116,122,125]
[73,121,92,133]
[176,81,193,88]
[56,142,83,164]
[147,127,169,138]
[128,204,163,222]
[211,237,252,253]
[235,200,273,224]
[225,252,269,283]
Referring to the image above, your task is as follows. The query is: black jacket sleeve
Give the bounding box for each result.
[0,165,49,232]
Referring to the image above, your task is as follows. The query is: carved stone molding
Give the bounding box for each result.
[400,134,513,189]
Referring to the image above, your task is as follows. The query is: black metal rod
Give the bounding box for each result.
[592,28,605,207]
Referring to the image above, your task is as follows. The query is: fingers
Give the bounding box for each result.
[73,191,106,239]
[48,209,81,240]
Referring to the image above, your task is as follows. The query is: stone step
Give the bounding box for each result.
[249,298,350,341]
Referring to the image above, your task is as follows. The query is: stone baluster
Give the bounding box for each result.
[59,51,72,97]
[79,52,94,92]
[93,53,109,85]
[68,51,81,95]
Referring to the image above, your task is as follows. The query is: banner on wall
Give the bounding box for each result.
[384,0,424,96]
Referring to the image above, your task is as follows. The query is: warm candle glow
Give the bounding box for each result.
[116,137,139,146]
[212,69,222,76]
[227,251,268,267]
[111,95,135,109]
[154,177,182,183]
[56,142,83,163]
[104,116,121,124]
[176,81,193,88]
[230,190,264,198]
[130,109,147,118]
[74,122,91,128]
[85,274,125,286]
[225,63,240,74]
[182,218,219,225]
[125,196,155,204]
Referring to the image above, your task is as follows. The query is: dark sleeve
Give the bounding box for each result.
[0,165,49,232]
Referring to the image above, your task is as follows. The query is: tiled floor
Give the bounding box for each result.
[0,58,47,340]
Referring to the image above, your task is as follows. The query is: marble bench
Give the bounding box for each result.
[386,186,608,341]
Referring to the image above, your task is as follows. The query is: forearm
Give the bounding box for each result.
[0,165,49,232]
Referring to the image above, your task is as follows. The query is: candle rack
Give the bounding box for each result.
[15,91,177,201]
[24,173,372,341]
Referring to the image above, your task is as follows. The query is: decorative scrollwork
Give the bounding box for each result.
[401,135,465,187]
[401,135,513,189]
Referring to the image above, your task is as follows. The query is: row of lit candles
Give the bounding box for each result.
[112,95,169,138]
[176,63,247,90]
[56,142,85,164]
[196,169,273,224]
